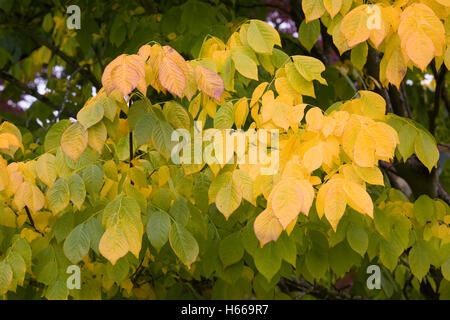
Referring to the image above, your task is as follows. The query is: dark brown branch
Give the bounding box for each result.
[366,47,394,114]
[0,69,75,116]
[279,277,363,300]
[429,65,447,134]
[438,183,450,206]
[24,206,44,236]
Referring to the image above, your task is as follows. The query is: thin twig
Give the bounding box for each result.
[429,65,446,134]
[24,206,44,236]
[0,69,63,113]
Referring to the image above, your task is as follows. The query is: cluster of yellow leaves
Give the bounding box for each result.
[252,90,399,246]
[302,0,450,88]
[102,44,224,102]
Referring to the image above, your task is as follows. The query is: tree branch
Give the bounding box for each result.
[279,277,363,300]
[24,206,44,236]
[0,69,75,117]
[438,183,450,206]
[366,47,394,114]
[429,65,447,134]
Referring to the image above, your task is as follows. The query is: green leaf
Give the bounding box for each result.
[106,258,129,283]
[232,52,258,80]
[292,55,326,84]
[305,230,329,279]
[116,135,130,161]
[253,242,281,281]
[77,102,104,128]
[350,42,368,71]
[6,251,26,286]
[47,177,70,214]
[82,164,104,197]
[163,101,191,130]
[414,195,435,226]
[135,113,157,146]
[128,100,150,130]
[214,102,235,129]
[414,131,439,172]
[247,20,275,54]
[53,211,74,243]
[442,256,450,281]
[398,123,417,161]
[298,19,320,51]
[346,225,368,256]
[63,223,91,264]
[409,241,430,281]
[0,260,13,295]
[36,153,57,187]
[152,119,174,160]
[102,195,143,235]
[169,222,199,267]
[329,241,361,277]
[169,197,189,226]
[147,211,171,252]
[219,232,244,268]
[285,62,315,97]
[68,174,86,210]
[46,279,69,300]
[44,119,71,153]
[271,48,290,68]
[274,233,297,267]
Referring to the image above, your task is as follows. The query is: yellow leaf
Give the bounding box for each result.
[267,178,306,229]
[195,65,224,102]
[254,208,283,247]
[0,206,16,228]
[323,0,342,18]
[250,82,268,107]
[36,153,57,187]
[0,158,9,191]
[272,101,290,130]
[88,121,107,154]
[302,0,326,22]
[370,122,399,160]
[234,98,249,129]
[21,182,45,213]
[159,55,186,98]
[118,220,141,258]
[303,144,323,172]
[340,5,371,47]
[138,44,151,61]
[405,30,435,71]
[288,104,306,131]
[305,107,324,131]
[99,224,129,265]
[380,34,407,89]
[145,44,164,92]
[61,122,88,162]
[359,90,385,121]
[353,164,384,186]
[323,179,347,231]
[213,172,243,219]
[344,180,374,218]
[398,3,445,70]
[353,128,376,167]
[102,54,146,96]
